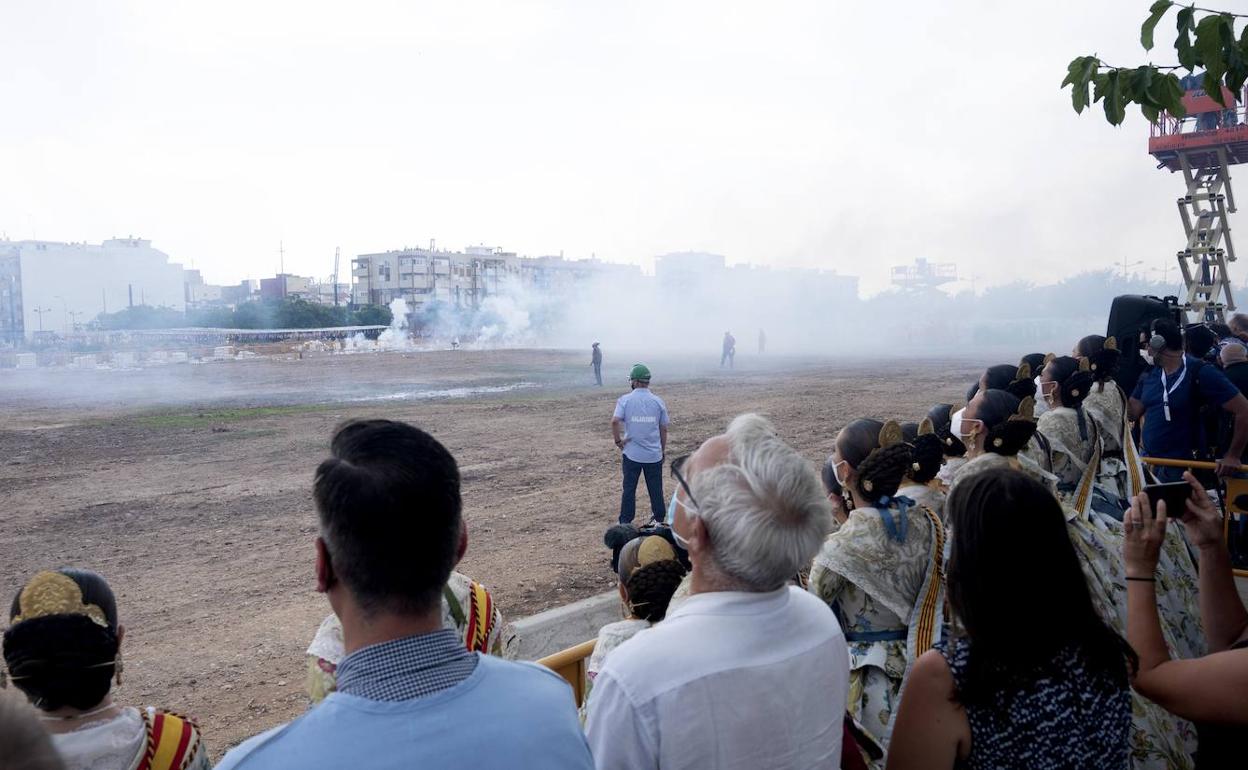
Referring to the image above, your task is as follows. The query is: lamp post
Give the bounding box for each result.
[1122,258,1145,280]
[32,307,50,332]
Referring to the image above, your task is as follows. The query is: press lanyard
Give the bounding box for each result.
[1160,357,1187,422]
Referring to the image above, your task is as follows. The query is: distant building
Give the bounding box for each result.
[220,280,260,306]
[891,258,957,289]
[519,255,642,291]
[0,237,186,340]
[260,274,313,301]
[351,246,519,310]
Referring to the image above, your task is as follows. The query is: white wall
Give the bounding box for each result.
[17,239,186,336]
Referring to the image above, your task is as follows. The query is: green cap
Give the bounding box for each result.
[629,363,651,381]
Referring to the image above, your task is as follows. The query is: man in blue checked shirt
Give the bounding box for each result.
[216,420,592,770]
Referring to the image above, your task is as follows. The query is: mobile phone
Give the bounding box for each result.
[1144,481,1192,515]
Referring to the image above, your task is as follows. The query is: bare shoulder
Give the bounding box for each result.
[911,648,954,687]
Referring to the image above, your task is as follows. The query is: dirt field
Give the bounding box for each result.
[0,348,978,755]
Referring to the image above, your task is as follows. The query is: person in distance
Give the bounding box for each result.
[215,419,592,770]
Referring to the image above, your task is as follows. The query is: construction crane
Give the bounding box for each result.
[1148,77,1248,322]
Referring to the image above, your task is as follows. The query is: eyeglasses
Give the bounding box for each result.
[670,454,699,512]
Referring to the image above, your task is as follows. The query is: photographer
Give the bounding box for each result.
[1128,319,1248,481]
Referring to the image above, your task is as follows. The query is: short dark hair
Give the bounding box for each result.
[314,420,462,615]
[1152,318,1183,352]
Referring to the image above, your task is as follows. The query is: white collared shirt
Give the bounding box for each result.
[584,586,849,770]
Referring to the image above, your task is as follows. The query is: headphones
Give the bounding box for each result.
[1148,317,1173,352]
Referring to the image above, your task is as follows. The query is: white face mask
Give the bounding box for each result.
[669,493,694,550]
[949,408,965,440]
[1033,376,1050,415]
[1142,349,1155,366]
[831,458,849,487]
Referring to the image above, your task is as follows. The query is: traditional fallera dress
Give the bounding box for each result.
[896,482,945,519]
[1083,381,1148,506]
[51,707,210,770]
[808,499,946,758]
[305,571,503,704]
[952,453,1205,770]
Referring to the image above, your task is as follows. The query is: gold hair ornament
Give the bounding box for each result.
[1078,357,1091,372]
[878,420,904,448]
[918,417,934,436]
[12,571,108,628]
[1043,353,1056,366]
[1015,363,1032,381]
[1105,336,1118,351]
[1010,396,1036,423]
[636,536,676,568]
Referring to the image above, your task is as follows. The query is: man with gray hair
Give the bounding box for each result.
[585,413,848,770]
[1229,312,1248,344]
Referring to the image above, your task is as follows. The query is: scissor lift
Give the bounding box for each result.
[1149,82,1248,322]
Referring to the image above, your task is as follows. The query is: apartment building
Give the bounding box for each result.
[351,246,519,310]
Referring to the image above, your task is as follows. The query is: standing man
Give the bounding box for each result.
[612,364,669,525]
[591,342,603,387]
[1129,318,1248,481]
[721,331,736,368]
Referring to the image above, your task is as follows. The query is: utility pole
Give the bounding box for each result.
[33,307,49,332]
[279,241,285,276]
[333,246,341,307]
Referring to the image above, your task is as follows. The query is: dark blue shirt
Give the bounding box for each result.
[1131,355,1240,459]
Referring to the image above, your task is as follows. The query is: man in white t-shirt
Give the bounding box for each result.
[586,413,848,770]
[611,363,670,524]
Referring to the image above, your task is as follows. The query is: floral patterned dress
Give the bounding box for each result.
[809,502,944,760]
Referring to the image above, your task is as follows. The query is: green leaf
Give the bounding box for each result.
[1195,14,1229,87]
[1103,70,1126,125]
[1203,70,1226,106]
[1142,102,1160,122]
[1061,56,1099,114]
[1142,0,1172,51]
[1159,72,1189,117]
[1093,71,1111,103]
[1131,65,1156,105]
[1176,7,1197,70]
[1226,35,1248,94]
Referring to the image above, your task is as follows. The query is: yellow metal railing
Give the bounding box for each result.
[1142,457,1248,577]
[537,639,596,707]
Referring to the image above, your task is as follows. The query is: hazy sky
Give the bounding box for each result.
[0,1,1217,293]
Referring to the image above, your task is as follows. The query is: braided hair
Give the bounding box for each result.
[1046,356,1095,410]
[4,569,120,712]
[624,560,686,622]
[1005,363,1037,401]
[901,422,945,484]
[1044,356,1096,441]
[836,419,914,504]
[927,404,966,458]
[1075,335,1122,391]
[974,391,1038,457]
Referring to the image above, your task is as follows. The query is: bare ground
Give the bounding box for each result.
[0,349,977,755]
